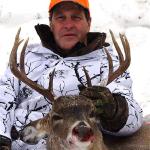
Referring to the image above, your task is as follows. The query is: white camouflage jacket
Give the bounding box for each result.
[0,26,143,149]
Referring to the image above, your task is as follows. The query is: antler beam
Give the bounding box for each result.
[9,28,55,102]
[103,30,131,85]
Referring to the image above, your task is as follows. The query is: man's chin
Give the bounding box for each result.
[59,42,78,51]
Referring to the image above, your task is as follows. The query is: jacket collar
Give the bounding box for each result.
[35,24,110,57]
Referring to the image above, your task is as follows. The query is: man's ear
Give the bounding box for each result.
[49,20,54,32]
[88,17,91,27]
[49,24,52,31]
[49,21,52,31]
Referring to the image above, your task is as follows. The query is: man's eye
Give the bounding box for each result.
[72,16,82,21]
[55,16,65,21]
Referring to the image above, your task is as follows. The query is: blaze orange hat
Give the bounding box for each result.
[49,0,89,12]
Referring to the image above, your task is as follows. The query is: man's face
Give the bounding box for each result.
[50,2,91,53]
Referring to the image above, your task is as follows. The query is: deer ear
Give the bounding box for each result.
[20,115,51,144]
[20,123,49,144]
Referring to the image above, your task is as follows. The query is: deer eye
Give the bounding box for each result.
[89,111,95,118]
[52,113,63,121]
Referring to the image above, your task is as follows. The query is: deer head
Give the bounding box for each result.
[9,28,130,150]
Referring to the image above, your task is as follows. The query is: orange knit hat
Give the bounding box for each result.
[49,0,89,12]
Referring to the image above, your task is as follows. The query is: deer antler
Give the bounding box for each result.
[103,30,131,85]
[9,28,55,102]
[82,30,131,87]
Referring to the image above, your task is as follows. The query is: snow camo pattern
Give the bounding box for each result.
[0,44,143,149]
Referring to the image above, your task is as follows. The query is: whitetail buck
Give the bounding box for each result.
[9,28,150,150]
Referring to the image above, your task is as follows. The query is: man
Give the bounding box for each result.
[0,0,143,149]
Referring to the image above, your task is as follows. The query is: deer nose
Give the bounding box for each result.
[77,121,87,127]
[72,121,94,142]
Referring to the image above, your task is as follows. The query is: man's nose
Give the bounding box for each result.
[63,18,75,29]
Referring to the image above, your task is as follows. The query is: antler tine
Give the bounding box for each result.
[105,30,131,85]
[9,27,23,69]
[119,33,131,64]
[48,69,56,97]
[20,37,29,74]
[83,66,92,87]
[103,47,113,80]
[9,28,23,77]
[9,28,55,102]
[109,30,124,64]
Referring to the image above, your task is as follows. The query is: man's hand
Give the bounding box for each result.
[79,86,117,119]
[79,86,129,132]
[0,135,11,150]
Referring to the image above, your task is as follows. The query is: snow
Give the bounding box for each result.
[0,0,150,116]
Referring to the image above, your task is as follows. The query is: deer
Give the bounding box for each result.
[9,28,150,150]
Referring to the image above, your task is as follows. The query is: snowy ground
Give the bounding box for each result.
[0,0,150,116]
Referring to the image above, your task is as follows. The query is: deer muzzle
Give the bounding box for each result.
[72,121,94,142]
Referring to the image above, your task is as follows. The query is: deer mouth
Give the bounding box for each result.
[72,125,95,142]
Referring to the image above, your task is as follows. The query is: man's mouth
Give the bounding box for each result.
[63,33,76,37]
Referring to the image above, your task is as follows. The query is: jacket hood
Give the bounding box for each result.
[35,24,110,57]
